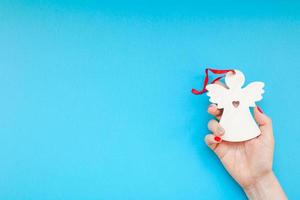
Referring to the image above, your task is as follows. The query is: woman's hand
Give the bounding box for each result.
[205,104,287,199]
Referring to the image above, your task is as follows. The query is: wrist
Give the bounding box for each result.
[243,171,287,200]
[243,171,275,193]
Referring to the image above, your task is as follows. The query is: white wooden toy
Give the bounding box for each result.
[206,70,264,142]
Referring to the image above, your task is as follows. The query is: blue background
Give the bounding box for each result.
[0,1,299,199]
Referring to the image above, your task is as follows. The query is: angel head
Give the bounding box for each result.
[206,70,265,109]
[225,70,245,89]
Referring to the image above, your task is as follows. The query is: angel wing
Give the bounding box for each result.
[242,82,265,107]
[206,84,229,109]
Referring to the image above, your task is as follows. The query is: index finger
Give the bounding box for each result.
[207,104,223,120]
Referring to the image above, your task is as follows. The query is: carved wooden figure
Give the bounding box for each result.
[206,70,265,142]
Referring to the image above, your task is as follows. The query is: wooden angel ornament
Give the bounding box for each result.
[192,69,265,142]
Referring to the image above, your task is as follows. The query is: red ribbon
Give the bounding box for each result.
[192,68,235,95]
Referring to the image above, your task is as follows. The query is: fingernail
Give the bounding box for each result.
[217,127,225,134]
[214,136,222,142]
[257,106,263,114]
[208,104,215,109]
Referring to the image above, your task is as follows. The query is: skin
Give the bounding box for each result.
[204,83,287,199]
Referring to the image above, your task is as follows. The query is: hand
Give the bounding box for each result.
[205,104,287,199]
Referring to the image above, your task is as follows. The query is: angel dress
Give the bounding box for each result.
[206,70,265,142]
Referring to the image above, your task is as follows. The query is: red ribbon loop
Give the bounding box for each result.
[191,68,235,95]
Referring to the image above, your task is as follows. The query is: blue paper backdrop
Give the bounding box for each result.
[0,1,299,199]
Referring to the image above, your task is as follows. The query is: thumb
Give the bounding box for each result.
[254,106,273,139]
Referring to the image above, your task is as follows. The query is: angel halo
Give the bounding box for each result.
[206,69,265,142]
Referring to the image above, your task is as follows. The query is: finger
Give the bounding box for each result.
[207,104,223,120]
[207,119,225,136]
[254,106,273,140]
[204,134,222,150]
